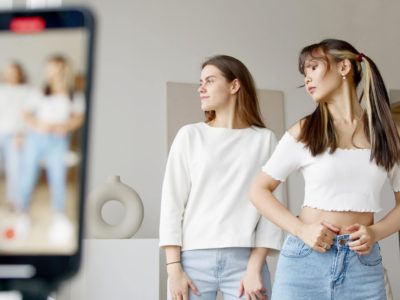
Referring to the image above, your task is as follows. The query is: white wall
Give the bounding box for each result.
[63,0,400,298]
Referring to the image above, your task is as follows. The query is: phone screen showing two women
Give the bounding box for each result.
[0,12,90,255]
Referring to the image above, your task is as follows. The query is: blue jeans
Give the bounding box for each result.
[271,234,386,300]
[20,132,68,213]
[0,134,23,205]
[174,248,271,300]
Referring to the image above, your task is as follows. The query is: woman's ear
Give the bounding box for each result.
[339,59,352,77]
[230,78,240,94]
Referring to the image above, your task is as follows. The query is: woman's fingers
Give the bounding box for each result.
[189,280,200,296]
[321,221,340,234]
[344,223,360,233]
[238,281,244,297]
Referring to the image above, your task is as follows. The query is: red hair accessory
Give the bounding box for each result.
[356,53,365,62]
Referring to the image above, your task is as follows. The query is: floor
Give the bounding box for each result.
[0,176,79,255]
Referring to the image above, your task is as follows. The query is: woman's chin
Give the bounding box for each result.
[201,104,213,111]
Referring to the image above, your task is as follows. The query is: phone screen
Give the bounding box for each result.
[0,9,93,259]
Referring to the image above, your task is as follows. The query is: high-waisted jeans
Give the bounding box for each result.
[20,132,68,213]
[271,234,386,300]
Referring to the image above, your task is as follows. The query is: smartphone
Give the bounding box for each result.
[0,7,94,286]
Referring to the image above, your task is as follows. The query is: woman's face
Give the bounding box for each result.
[303,53,343,102]
[198,64,234,112]
[45,60,65,82]
[4,64,22,85]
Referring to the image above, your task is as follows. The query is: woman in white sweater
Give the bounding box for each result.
[250,39,400,299]
[0,61,31,207]
[160,55,283,300]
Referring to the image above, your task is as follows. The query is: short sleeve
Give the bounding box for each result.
[159,126,192,247]
[388,164,400,192]
[261,132,306,182]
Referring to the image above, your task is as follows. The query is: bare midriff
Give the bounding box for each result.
[299,206,374,235]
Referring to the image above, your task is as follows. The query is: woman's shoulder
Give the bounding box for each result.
[174,122,204,140]
[287,119,305,141]
[251,126,277,141]
[178,122,204,133]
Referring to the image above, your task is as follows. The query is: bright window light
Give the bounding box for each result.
[26,0,62,8]
[0,0,12,9]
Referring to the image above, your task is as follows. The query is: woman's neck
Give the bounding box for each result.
[209,110,248,129]
[50,81,68,95]
[326,84,363,124]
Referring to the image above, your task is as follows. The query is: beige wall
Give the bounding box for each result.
[63,0,400,298]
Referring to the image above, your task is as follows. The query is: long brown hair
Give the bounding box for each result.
[298,39,400,171]
[9,61,27,84]
[201,55,265,128]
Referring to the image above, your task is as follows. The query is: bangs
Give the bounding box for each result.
[298,44,330,75]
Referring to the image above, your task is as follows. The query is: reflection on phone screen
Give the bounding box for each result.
[0,13,89,255]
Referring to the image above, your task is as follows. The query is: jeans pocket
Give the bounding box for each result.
[281,235,313,258]
[357,243,382,266]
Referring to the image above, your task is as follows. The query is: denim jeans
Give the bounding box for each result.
[170,247,271,300]
[271,234,386,300]
[0,134,23,205]
[20,132,68,213]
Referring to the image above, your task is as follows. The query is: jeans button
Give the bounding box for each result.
[339,239,346,246]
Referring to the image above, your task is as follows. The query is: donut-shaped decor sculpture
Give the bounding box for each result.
[87,176,144,238]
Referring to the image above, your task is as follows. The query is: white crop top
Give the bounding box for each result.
[262,132,400,212]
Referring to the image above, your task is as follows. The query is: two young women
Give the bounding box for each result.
[161,39,400,300]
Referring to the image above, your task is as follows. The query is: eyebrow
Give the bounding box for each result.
[200,75,217,83]
[305,59,319,66]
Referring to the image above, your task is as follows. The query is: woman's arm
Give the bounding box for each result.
[22,111,52,133]
[250,172,339,252]
[347,192,400,254]
[164,246,200,300]
[239,247,269,300]
[52,113,84,136]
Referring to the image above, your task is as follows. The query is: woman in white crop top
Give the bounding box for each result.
[250,39,400,299]
[160,55,283,300]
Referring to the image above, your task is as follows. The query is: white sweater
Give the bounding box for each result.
[0,84,31,134]
[159,122,283,252]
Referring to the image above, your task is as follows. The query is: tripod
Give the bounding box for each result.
[0,279,57,300]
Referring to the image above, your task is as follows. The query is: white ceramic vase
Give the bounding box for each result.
[87,176,144,238]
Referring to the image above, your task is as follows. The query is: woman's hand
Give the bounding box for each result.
[298,221,340,253]
[238,269,268,300]
[36,121,53,134]
[12,135,24,149]
[167,264,200,300]
[52,123,70,136]
[346,224,376,255]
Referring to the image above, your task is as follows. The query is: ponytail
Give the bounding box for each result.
[298,39,400,171]
[361,55,400,171]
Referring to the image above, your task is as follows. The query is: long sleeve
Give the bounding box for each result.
[254,132,284,253]
[159,127,191,247]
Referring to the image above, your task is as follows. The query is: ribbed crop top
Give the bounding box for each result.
[262,132,400,212]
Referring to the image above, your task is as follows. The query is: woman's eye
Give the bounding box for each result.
[311,65,317,70]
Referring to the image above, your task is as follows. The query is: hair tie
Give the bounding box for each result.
[356,53,365,62]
